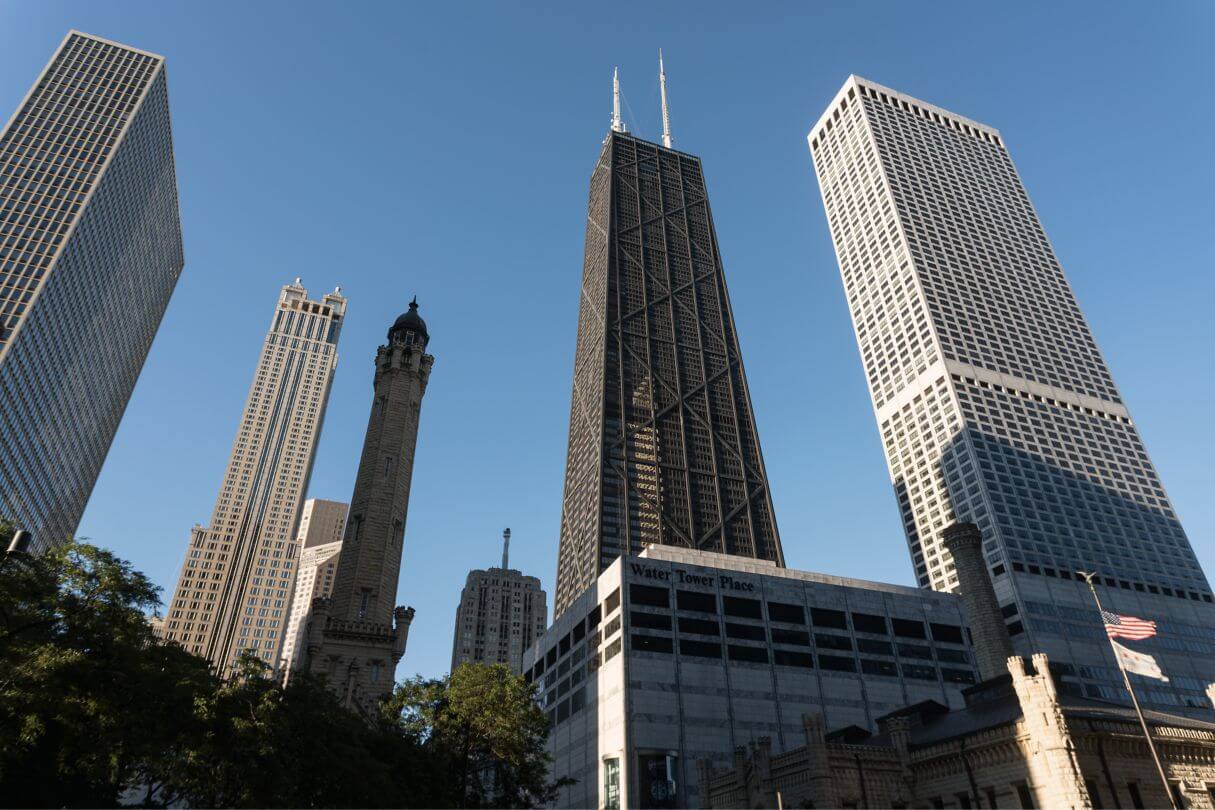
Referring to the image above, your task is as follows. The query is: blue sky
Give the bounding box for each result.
[2,1,1212,683]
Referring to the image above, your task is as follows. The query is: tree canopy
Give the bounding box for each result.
[0,532,565,808]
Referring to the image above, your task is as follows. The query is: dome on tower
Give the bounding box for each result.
[388,297,429,346]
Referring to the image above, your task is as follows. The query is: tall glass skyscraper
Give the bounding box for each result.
[554,127,783,614]
[809,76,1215,713]
[0,31,184,552]
[163,281,345,674]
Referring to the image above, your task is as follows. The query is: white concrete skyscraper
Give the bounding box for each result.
[163,280,345,674]
[279,498,347,674]
[809,76,1214,713]
[0,32,184,551]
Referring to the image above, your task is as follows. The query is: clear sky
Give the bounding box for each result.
[2,1,1212,684]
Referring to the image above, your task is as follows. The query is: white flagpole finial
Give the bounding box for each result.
[612,67,626,133]
[659,49,672,148]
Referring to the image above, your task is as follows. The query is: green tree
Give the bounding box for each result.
[154,651,430,808]
[386,663,570,808]
[0,535,563,808]
[0,540,214,807]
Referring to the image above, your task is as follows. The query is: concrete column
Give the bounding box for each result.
[943,522,1014,681]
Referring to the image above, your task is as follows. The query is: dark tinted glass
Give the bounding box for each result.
[891,618,927,639]
[631,611,671,631]
[811,608,848,629]
[774,649,814,668]
[851,612,888,634]
[723,596,762,619]
[680,639,722,658]
[771,628,811,646]
[630,584,669,608]
[767,601,806,624]
[677,590,717,613]
[726,622,766,641]
[631,634,673,654]
[727,644,769,663]
[678,616,719,636]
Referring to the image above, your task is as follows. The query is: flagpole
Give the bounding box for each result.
[1078,571,1176,809]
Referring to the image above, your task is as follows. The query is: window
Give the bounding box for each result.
[816,634,852,651]
[774,649,814,668]
[930,622,965,644]
[679,639,722,658]
[727,645,768,664]
[937,648,970,664]
[852,612,888,634]
[898,643,932,660]
[811,608,848,629]
[892,618,927,639]
[677,616,719,636]
[631,584,669,608]
[771,627,811,646]
[603,759,621,810]
[767,601,806,624]
[726,622,765,641]
[632,634,673,654]
[603,588,620,615]
[676,590,716,613]
[1016,781,1036,809]
[587,605,602,629]
[818,654,856,672]
[861,658,897,677]
[632,611,671,631]
[903,664,936,680]
[723,596,762,619]
[858,638,893,656]
[603,638,622,662]
[942,668,976,684]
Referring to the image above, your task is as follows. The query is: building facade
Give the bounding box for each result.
[524,545,980,809]
[163,280,345,673]
[451,529,547,674]
[303,300,433,718]
[0,31,184,552]
[808,76,1215,713]
[555,127,783,614]
[279,498,347,673]
[702,653,1215,810]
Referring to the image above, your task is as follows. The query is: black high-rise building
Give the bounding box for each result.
[554,123,784,614]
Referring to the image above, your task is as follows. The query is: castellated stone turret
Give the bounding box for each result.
[942,522,1015,681]
[302,299,433,719]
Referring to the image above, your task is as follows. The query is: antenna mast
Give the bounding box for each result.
[501,528,511,569]
[659,49,672,148]
[611,67,626,133]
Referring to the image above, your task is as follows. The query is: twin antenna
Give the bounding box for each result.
[612,50,673,149]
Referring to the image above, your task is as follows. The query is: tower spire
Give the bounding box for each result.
[502,527,511,569]
[659,49,672,148]
[611,67,626,133]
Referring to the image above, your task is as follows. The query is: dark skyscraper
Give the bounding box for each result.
[0,32,184,551]
[554,76,783,614]
[304,300,433,717]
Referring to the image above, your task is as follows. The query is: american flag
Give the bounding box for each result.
[1102,610,1157,641]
